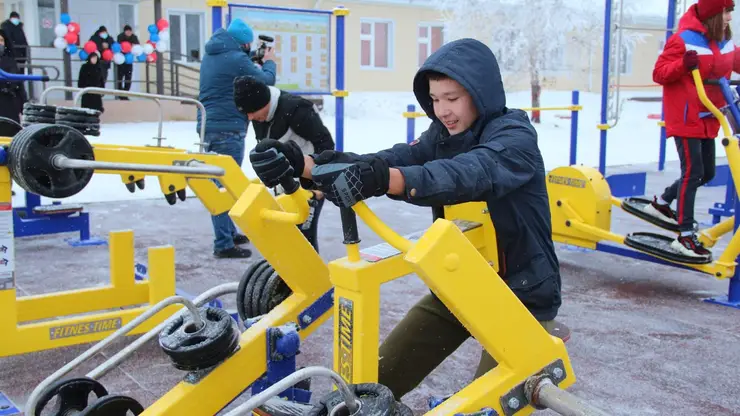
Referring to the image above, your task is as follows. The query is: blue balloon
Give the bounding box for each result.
[66,44,78,54]
[111,42,122,53]
[148,24,158,34]
[137,53,147,62]
[125,53,134,64]
[60,13,71,25]
[150,33,160,43]
[79,50,89,60]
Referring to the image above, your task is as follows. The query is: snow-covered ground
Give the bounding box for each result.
[14,88,686,206]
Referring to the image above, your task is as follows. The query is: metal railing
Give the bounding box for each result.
[38,85,207,150]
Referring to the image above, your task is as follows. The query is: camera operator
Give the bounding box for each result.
[198,18,277,259]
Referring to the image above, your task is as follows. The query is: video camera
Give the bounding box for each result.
[251,34,275,66]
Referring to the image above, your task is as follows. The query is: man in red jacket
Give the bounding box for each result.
[644,0,740,262]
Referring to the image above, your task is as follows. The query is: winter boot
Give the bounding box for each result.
[671,232,712,260]
[642,196,678,225]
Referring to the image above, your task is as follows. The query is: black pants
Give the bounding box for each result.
[116,64,133,91]
[661,137,716,231]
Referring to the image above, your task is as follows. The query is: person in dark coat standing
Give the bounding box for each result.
[89,26,112,83]
[249,38,563,400]
[116,25,139,98]
[0,29,26,123]
[0,12,28,71]
[77,51,105,113]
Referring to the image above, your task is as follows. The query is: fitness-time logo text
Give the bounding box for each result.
[49,317,123,340]
[548,175,587,188]
[338,297,354,382]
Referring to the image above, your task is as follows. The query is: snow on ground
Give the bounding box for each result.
[13,88,682,206]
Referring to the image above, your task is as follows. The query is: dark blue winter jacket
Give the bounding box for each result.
[197,28,276,135]
[376,38,562,321]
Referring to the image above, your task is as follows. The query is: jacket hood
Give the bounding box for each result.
[205,28,243,56]
[679,5,708,34]
[413,38,506,124]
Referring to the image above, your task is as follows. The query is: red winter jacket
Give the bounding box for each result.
[653,4,740,139]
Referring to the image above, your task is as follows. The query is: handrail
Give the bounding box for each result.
[692,69,732,139]
[73,87,207,151]
[0,68,49,82]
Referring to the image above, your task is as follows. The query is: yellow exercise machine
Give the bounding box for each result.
[24,163,608,415]
[547,70,740,286]
[0,120,265,359]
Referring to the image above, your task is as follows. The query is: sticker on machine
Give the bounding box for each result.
[0,203,12,236]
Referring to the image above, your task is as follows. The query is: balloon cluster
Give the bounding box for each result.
[146,18,171,64]
[53,13,81,54]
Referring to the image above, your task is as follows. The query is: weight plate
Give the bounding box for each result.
[33,377,108,416]
[306,383,396,416]
[56,113,100,124]
[243,261,274,319]
[159,306,240,371]
[236,259,269,323]
[55,120,101,130]
[8,124,95,198]
[22,115,57,124]
[250,266,277,318]
[23,102,57,113]
[394,401,413,415]
[258,270,292,316]
[0,116,22,137]
[22,109,55,117]
[78,394,144,415]
[56,105,102,117]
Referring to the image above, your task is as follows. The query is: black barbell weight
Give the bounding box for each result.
[306,383,396,416]
[158,306,240,371]
[77,394,144,415]
[33,376,108,416]
[0,116,22,137]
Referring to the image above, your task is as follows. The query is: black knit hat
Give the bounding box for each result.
[234,75,271,114]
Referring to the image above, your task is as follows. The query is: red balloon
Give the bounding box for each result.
[67,22,80,34]
[102,49,114,61]
[120,41,132,54]
[83,41,97,54]
[146,53,157,63]
[156,18,169,31]
[63,32,78,45]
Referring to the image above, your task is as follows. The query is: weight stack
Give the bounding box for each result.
[21,102,57,127]
[55,106,102,137]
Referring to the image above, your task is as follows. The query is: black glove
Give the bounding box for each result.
[310,152,390,208]
[248,139,305,187]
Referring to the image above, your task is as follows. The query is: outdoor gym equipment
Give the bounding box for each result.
[215,3,350,151]
[24,163,607,415]
[0,226,179,358]
[548,69,740,309]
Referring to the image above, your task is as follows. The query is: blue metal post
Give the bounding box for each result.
[212,7,223,33]
[406,104,416,144]
[334,7,346,152]
[570,90,580,165]
[598,0,612,175]
[658,0,678,171]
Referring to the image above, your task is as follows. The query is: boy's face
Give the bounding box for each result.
[247,102,270,121]
[429,77,478,135]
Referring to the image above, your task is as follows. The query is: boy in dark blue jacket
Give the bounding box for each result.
[198,18,276,259]
[249,38,562,399]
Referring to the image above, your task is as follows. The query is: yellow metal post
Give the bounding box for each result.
[110,230,135,289]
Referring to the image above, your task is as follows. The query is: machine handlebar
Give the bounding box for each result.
[253,148,312,225]
[704,79,740,86]
[0,68,50,82]
[693,70,733,139]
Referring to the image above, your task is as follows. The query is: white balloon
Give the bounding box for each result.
[131,44,144,56]
[54,23,68,37]
[143,43,154,55]
[53,37,68,50]
[155,40,168,52]
[113,52,126,65]
[158,29,170,42]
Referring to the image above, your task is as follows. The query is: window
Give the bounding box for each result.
[118,4,136,33]
[38,0,56,47]
[168,11,204,62]
[360,20,392,69]
[417,24,443,67]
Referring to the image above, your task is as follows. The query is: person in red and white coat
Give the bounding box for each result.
[645,0,739,261]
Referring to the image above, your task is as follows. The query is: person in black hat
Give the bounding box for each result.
[233,75,335,252]
[1,12,28,70]
[116,25,140,98]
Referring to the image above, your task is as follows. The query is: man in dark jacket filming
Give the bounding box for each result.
[248,38,562,399]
